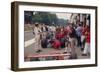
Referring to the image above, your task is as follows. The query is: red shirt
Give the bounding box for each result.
[64,27,68,36]
[85,32,90,43]
[82,27,87,35]
[55,32,64,39]
[53,40,61,49]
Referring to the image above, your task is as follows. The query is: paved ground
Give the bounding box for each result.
[24,31,90,61]
[24,31,34,41]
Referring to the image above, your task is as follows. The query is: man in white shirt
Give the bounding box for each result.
[34,23,42,53]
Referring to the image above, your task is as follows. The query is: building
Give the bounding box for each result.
[70,13,90,26]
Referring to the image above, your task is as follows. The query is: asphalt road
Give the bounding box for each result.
[24,31,34,41]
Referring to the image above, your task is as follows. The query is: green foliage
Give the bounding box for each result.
[25,11,68,26]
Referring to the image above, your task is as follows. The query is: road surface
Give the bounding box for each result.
[24,31,90,61]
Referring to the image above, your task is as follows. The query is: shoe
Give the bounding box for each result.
[82,54,87,56]
[81,48,84,51]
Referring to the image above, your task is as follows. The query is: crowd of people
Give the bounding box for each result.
[33,22,90,59]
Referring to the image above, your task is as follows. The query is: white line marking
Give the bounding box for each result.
[25,38,36,47]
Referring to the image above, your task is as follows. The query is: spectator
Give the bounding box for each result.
[76,24,82,47]
[82,26,90,56]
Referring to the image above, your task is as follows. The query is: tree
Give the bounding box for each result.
[24,11,68,26]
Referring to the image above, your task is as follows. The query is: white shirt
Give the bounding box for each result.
[34,27,41,35]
